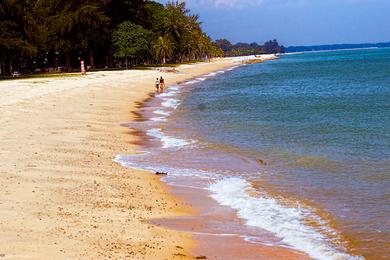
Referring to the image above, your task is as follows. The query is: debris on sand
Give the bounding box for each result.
[258,159,267,166]
[155,172,168,175]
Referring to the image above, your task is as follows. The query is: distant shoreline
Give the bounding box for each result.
[285,43,390,54]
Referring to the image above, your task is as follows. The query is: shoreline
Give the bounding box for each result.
[120,53,367,259]
[0,58,241,259]
[117,56,316,259]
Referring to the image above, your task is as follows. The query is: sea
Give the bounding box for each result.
[116,48,390,259]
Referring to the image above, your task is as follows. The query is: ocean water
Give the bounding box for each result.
[117,48,390,259]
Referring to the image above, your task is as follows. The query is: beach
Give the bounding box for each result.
[0,59,240,259]
[0,55,303,260]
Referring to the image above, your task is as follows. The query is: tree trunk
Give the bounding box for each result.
[0,57,3,76]
[89,49,94,68]
[125,57,128,69]
[66,50,72,72]
[162,55,166,64]
[4,57,10,76]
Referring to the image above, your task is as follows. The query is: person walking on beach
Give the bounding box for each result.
[159,76,165,91]
[155,77,160,92]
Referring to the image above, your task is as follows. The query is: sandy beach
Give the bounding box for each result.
[0,55,313,260]
[0,59,242,259]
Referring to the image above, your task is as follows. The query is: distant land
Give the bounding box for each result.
[285,41,390,53]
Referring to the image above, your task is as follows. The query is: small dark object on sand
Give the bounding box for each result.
[155,171,168,175]
[0,254,5,258]
[195,256,207,259]
[258,159,267,166]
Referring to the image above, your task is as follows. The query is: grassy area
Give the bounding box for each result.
[0,60,207,81]
[0,72,82,81]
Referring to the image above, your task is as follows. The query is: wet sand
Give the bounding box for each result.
[153,185,311,260]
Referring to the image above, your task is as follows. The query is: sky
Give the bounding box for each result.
[156,0,390,46]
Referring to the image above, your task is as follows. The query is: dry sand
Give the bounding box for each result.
[0,59,237,259]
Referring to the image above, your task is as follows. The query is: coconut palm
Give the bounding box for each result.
[153,36,173,64]
[164,1,188,40]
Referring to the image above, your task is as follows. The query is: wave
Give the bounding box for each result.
[205,72,217,77]
[209,178,363,260]
[169,85,179,91]
[227,66,239,71]
[114,154,219,181]
[159,91,178,97]
[146,128,194,149]
[184,79,200,85]
[150,116,167,122]
[153,109,171,116]
[161,98,181,109]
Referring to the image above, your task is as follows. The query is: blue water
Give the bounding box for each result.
[175,49,390,259]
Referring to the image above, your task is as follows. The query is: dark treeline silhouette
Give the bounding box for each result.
[0,0,224,76]
[285,42,390,53]
[215,39,285,56]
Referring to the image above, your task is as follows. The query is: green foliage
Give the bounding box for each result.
[0,1,37,75]
[112,21,152,68]
[153,36,173,64]
[215,38,284,57]
[0,0,224,76]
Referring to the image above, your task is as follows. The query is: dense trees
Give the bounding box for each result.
[112,21,152,68]
[0,1,37,75]
[0,0,223,76]
[263,39,285,54]
[0,0,286,76]
[215,39,285,56]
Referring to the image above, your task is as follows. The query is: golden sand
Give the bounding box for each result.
[0,59,237,259]
[1,56,306,259]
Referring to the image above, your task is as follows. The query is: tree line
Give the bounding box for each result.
[285,41,390,53]
[215,39,285,57]
[0,0,224,76]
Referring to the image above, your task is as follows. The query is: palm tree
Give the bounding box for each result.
[153,36,173,64]
[164,1,188,40]
[179,35,195,62]
[47,0,109,71]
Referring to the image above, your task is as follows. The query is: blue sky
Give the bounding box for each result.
[156,0,390,46]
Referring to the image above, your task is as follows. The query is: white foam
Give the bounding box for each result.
[161,98,181,109]
[159,91,178,97]
[209,178,363,260]
[227,66,239,71]
[147,128,193,149]
[115,154,218,180]
[197,77,206,81]
[205,72,217,77]
[169,86,179,91]
[184,80,199,85]
[153,109,171,116]
[150,116,167,122]
[216,70,226,74]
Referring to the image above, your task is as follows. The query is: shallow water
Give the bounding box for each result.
[117,48,390,259]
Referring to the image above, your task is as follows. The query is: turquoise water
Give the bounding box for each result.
[176,49,390,258]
